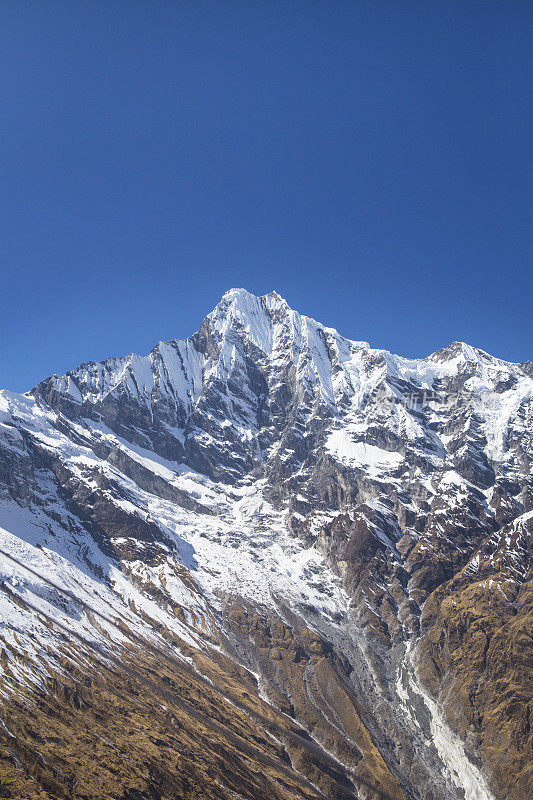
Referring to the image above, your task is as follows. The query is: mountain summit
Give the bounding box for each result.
[0,290,531,800]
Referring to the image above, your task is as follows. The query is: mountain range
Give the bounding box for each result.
[0,288,531,800]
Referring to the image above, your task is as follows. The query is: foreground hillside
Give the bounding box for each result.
[0,289,531,799]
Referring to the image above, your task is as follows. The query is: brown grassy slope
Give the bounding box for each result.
[418,515,533,800]
[0,581,407,800]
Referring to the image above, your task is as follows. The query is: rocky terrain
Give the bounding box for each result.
[0,288,531,800]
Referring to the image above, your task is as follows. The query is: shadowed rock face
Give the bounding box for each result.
[0,289,531,799]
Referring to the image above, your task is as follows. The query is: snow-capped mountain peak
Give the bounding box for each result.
[0,289,531,800]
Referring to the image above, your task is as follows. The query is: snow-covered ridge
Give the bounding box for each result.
[35,288,531,428]
[23,288,532,511]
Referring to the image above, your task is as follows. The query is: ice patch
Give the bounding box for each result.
[326,430,402,470]
[397,644,495,800]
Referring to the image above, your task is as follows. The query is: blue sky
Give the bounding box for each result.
[1,1,532,392]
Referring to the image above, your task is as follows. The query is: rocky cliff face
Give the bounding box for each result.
[0,288,531,800]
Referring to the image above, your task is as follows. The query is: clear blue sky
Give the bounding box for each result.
[1,1,532,392]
